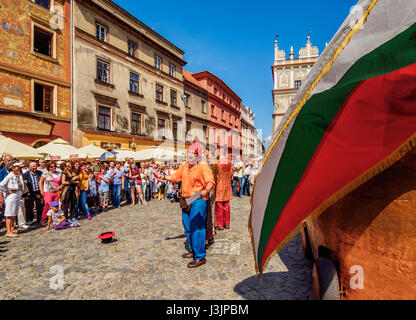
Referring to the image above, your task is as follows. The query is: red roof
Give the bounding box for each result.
[183,70,203,87]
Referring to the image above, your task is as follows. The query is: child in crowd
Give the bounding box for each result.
[98,165,111,211]
[167,183,180,203]
[43,201,79,231]
[87,171,100,215]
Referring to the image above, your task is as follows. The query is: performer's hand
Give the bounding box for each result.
[201,189,208,198]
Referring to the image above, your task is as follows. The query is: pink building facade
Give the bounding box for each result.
[192,71,242,160]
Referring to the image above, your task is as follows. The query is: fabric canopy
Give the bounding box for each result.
[77,144,107,160]
[0,137,44,160]
[135,146,184,161]
[36,139,81,160]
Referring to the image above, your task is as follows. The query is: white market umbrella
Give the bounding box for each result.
[0,137,44,160]
[36,138,79,160]
[113,149,140,161]
[135,146,184,162]
[77,144,107,160]
[48,152,88,161]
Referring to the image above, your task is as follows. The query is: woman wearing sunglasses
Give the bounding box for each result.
[39,162,63,227]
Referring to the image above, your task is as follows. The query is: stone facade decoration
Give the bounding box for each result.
[0,0,71,147]
[272,36,319,134]
[72,0,187,152]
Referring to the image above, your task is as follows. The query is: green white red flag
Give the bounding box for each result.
[250,0,416,274]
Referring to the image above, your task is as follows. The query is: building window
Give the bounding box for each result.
[128,40,137,57]
[98,106,111,130]
[96,23,107,42]
[130,73,139,93]
[211,105,215,117]
[34,83,53,113]
[203,125,208,139]
[156,84,163,102]
[173,121,178,141]
[170,90,177,106]
[158,118,166,138]
[186,121,191,135]
[221,110,225,121]
[201,100,206,113]
[169,64,176,77]
[97,59,110,83]
[131,112,141,135]
[155,55,162,70]
[34,27,53,57]
[214,88,217,94]
[295,80,302,88]
[35,0,50,9]
[184,93,190,108]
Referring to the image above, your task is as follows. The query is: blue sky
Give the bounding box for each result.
[113,0,358,142]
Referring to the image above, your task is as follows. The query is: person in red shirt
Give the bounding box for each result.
[164,140,215,268]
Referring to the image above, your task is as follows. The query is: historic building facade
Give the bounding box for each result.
[192,71,242,160]
[0,0,72,147]
[241,105,256,162]
[183,70,210,150]
[272,36,319,134]
[72,0,187,151]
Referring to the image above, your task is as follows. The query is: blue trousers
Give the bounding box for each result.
[79,190,90,217]
[242,176,250,196]
[232,177,243,197]
[182,198,207,260]
[124,180,132,204]
[112,184,122,208]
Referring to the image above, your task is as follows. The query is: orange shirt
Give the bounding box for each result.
[171,162,215,199]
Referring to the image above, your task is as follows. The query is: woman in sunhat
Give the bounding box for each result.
[164,139,215,268]
[0,161,25,237]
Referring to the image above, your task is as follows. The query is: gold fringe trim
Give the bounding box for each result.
[261,134,416,272]
[248,0,379,275]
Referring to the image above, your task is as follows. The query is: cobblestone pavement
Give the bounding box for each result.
[0,197,313,300]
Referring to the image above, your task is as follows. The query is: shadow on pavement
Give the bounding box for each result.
[165,234,186,241]
[233,237,313,300]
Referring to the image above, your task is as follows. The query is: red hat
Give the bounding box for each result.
[98,231,115,244]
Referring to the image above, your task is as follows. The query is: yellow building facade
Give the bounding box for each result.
[0,0,71,147]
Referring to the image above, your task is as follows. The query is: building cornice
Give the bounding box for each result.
[185,113,210,124]
[208,92,241,116]
[0,64,71,88]
[0,108,71,122]
[193,71,242,103]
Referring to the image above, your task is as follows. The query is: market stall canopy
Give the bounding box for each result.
[114,149,141,161]
[0,137,44,160]
[36,138,81,160]
[77,144,107,160]
[135,146,185,161]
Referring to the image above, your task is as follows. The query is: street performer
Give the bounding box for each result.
[163,139,215,268]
